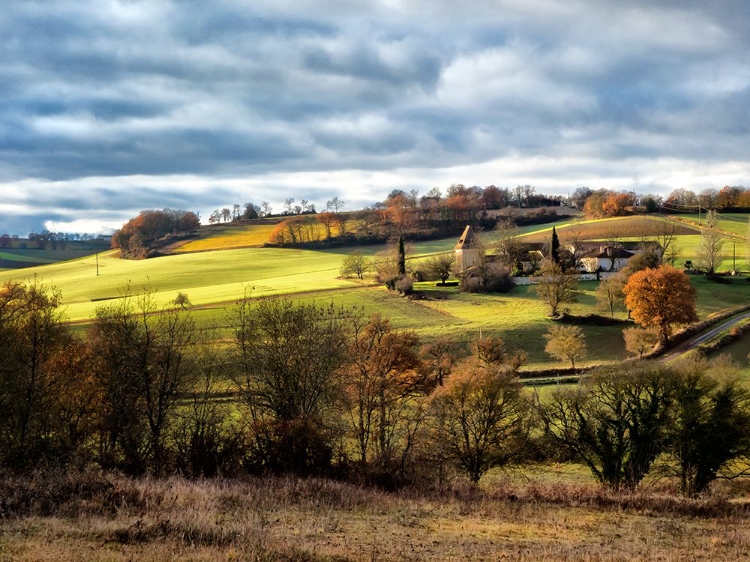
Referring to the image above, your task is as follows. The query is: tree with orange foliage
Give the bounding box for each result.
[623,265,697,345]
[317,211,336,240]
[429,352,531,483]
[343,314,425,472]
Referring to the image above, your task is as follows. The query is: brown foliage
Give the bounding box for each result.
[623,265,697,344]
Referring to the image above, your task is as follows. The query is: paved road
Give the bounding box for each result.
[661,311,750,361]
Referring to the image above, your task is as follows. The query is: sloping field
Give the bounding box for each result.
[518,215,700,243]
[672,212,749,237]
[173,222,279,253]
[0,247,356,322]
[0,242,109,270]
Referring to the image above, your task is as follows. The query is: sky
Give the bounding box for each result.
[1,0,749,235]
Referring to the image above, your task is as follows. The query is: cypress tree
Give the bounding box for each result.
[551,226,560,264]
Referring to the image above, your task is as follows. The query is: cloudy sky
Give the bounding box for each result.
[2,0,749,234]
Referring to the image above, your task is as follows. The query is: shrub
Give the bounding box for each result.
[395,276,413,295]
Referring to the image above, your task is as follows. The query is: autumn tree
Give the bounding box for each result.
[419,337,457,387]
[343,315,425,474]
[429,357,531,484]
[0,280,78,468]
[622,326,659,359]
[532,259,579,317]
[544,325,587,368]
[471,335,527,371]
[317,211,337,240]
[623,265,697,345]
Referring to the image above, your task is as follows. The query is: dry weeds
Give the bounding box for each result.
[1,471,749,561]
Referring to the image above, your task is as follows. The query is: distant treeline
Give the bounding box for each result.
[269,185,565,247]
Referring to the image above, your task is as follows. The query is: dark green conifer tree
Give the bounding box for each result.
[551,226,560,264]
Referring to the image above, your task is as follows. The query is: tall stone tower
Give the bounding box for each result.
[454,225,481,273]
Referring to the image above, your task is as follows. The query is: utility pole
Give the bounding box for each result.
[96,252,99,276]
[733,242,736,274]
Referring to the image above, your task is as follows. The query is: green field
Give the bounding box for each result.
[4,219,750,370]
[674,212,750,237]
[0,240,110,270]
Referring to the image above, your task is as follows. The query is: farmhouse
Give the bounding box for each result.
[574,242,663,273]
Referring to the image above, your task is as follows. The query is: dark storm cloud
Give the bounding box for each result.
[1,0,749,233]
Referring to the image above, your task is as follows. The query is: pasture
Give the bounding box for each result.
[674,212,750,237]
[0,240,109,271]
[3,216,750,370]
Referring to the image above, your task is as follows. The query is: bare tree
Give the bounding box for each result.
[532,259,579,317]
[90,289,198,475]
[698,210,725,273]
[340,251,371,279]
[655,219,679,265]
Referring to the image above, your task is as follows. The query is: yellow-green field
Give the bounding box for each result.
[173,222,279,252]
[4,218,750,370]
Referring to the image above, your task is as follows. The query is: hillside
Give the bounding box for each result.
[3,216,750,372]
[0,240,109,271]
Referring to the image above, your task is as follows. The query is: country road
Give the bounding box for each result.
[661,311,750,361]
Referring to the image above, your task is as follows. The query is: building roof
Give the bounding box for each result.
[580,245,635,259]
[455,225,479,250]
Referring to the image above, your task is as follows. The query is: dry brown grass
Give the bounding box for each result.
[1,471,749,561]
[519,216,700,244]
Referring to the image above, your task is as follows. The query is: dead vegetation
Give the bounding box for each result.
[1,471,749,561]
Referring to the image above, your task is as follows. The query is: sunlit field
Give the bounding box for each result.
[675,212,750,237]
[3,221,750,370]
[173,222,281,252]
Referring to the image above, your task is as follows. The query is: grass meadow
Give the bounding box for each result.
[674,212,750,237]
[173,222,280,252]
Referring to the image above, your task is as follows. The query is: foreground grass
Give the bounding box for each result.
[1,472,749,562]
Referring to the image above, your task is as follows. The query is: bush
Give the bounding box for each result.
[395,276,413,295]
[460,263,515,293]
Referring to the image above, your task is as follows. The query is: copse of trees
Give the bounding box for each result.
[113,209,200,259]
[2,279,749,495]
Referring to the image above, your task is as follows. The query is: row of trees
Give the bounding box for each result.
[576,185,749,218]
[2,279,747,495]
